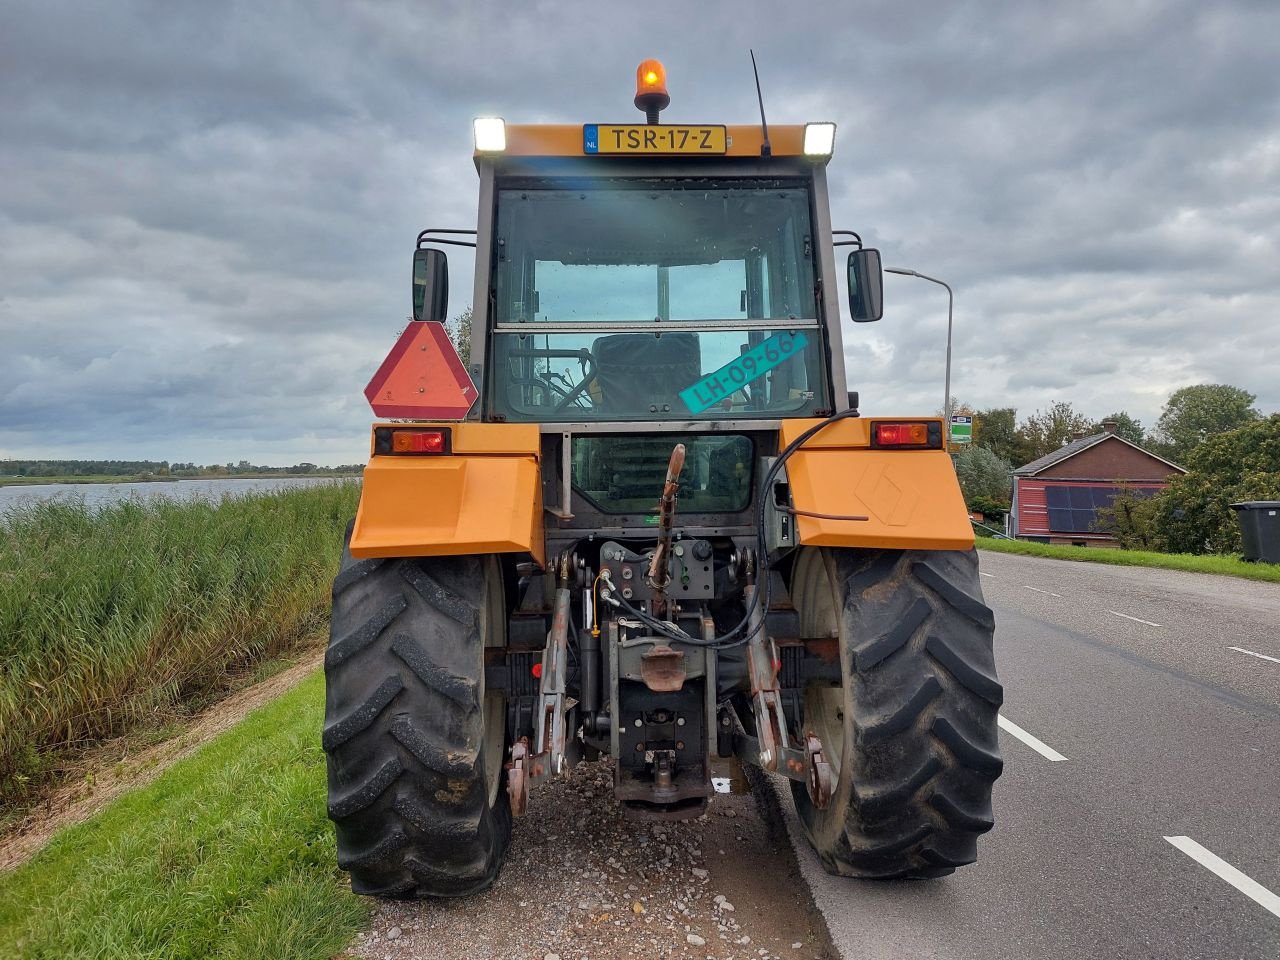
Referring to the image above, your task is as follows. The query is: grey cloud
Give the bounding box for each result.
[2,0,1278,464]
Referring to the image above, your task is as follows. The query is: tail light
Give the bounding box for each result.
[871,421,942,449]
[374,426,452,455]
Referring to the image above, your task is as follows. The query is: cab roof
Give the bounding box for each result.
[477,124,825,162]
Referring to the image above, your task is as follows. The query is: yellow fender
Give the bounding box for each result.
[780,418,975,551]
[350,423,545,567]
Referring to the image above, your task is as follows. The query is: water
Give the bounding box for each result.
[0,476,353,511]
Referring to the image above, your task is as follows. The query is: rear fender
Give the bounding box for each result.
[350,422,545,567]
[780,418,974,551]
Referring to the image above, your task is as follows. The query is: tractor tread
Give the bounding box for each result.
[852,595,931,671]
[391,633,479,709]
[399,564,476,627]
[325,595,407,668]
[332,556,388,598]
[925,633,1003,706]
[911,557,995,631]
[856,754,942,818]
[929,788,995,833]
[405,854,494,892]
[393,793,482,841]
[322,674,403,750]
[353,875,418,898]
[328,756,403,819]
[389,715,478,778]
[338,829,410,871]
[324,543,510,899]
[857,673,941,745]
[920,844,977,869]
[931,715,1004,777]
[790,547,1001,881]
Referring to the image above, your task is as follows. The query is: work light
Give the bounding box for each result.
[803,122,836,157]
[473,117,507,152]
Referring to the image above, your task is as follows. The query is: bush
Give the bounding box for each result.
[955,445,1013,509]
[1154,415,1280,554]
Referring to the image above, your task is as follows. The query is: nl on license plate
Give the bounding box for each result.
[583,124,727,155]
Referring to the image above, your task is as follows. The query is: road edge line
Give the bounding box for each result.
[1164,835,1280,919]
[1228,646,1280,665]
[997,714,1068,761]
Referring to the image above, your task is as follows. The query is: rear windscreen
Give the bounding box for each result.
[571,434,753,515]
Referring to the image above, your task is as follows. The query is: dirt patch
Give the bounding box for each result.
[0,641,325,872]
[349,760,835,960]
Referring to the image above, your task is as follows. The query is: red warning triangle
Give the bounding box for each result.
[364,321,477,419]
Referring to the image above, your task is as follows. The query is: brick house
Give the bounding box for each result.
[1010,420,1185,545]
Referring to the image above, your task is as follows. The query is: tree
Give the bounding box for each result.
[935,396,975,419]
[973,407,1031,466]
[448,306,473,367]
[1098,411,1145,446]
[1094,485,1164,550]
[1153,384,1260,464]
[1154,414,1280,554]
[954,445,1013,509]
[1017,402,1096,462]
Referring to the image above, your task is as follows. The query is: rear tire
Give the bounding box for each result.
[789,547,1002,879]
[323,535,511,898]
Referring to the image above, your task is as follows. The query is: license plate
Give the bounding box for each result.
[679,331,809,414]
[583,124,727,155]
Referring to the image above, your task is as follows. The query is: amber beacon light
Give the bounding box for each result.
[634,59,670,122]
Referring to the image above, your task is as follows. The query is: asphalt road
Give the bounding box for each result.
[784,550,1280,960]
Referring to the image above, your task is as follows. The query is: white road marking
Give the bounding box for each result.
[1228,646,1280,665]
[1164,836,1280,919]
[997,715,1068,762]
[1022,584,1063,597]
[1107,610,1162,627]
[979,572,996,578]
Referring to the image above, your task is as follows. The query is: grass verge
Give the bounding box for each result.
[976,536,1280,583]
[0,670,368,959]
[0,483,359,808]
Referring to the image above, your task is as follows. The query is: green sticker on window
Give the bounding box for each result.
[679,331,809,414]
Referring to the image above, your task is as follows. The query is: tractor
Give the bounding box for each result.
[323,60,1002,897]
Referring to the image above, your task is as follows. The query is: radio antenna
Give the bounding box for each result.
[750,50,772,157]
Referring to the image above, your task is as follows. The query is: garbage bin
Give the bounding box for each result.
[1230,501,1280,563]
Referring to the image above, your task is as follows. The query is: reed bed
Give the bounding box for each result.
[0,482,359,806]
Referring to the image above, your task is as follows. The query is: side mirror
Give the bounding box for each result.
[412,248,449,322]
[847,248,883,322]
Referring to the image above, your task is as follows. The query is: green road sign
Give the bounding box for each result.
[950,415,973,444]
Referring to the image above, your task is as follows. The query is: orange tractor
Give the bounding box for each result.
[323,61,1002,897]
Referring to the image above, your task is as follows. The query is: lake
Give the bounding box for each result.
[0,476,356,511]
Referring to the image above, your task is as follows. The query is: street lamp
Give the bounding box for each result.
[885,267,954,442]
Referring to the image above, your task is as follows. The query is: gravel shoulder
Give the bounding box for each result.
[349,761,835,960]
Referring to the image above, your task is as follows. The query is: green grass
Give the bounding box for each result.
[0,483,360,807]
[0,671,369,959]
[976,536,1280,583]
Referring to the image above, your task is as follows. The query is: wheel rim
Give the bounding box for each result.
[794,550,845,786]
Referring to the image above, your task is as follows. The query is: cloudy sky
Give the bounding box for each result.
[3,0,1277,465]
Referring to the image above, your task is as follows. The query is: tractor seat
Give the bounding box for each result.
[592,333,701,415]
